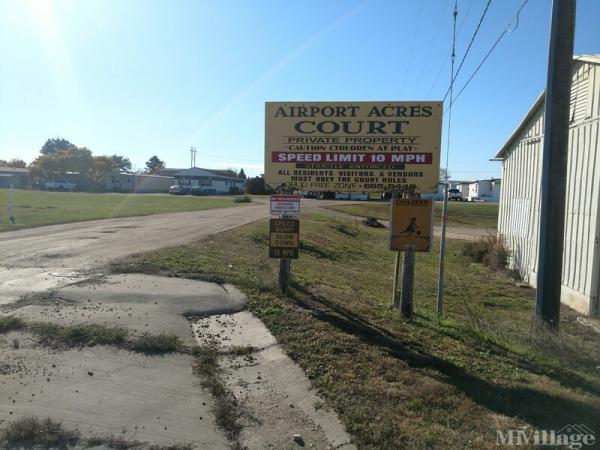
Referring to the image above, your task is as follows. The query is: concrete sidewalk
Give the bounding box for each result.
[1,275,355,449]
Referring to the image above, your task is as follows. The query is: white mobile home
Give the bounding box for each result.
[466,179,501,202]
[494,55,600,316]
[174,167,245,194]
[105,173,174,193]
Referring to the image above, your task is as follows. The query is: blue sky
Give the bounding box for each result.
[0,0,598,179]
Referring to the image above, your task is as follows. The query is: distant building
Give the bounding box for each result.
[0,167,29,189]
[105,173,174,193]
[173,167,245,194]
[465,178,501,202]
[494,54,600,316]
[421,182,445,201]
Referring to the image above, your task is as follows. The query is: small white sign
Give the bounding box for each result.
[270,194,301,217]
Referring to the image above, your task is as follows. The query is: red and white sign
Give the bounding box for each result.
[270,194,301,217]
[272,152,433,164]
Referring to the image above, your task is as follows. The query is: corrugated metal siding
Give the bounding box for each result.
[570,63,591,123]
[498,106,544,280]
[498,60,600,306]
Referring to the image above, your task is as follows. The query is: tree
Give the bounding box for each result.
[29,147,94,184]
[40,138,76,155]
[145,155,165,174]
[238,168,246,179]
[440,168,450,182]
[244,175,274,195]
[0,159,27,168]
[111,154,132,172]
[91,156,114,182]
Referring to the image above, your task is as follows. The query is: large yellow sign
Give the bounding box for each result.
[389,198,434,252]
[265,101,442,193]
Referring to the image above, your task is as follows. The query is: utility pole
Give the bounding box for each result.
[436,0,457,319]
[535,0,576,331]
[190,146,197,168]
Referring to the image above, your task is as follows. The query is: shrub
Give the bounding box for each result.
[233,195,252,203]
[132,332,182,354]
[462,235,510,272]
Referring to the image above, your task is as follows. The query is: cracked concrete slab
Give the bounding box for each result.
[0,331,228,449]
[0,267,88,306]
[9,275,247,345]
[192,312,356,450]
[1,275,249,448]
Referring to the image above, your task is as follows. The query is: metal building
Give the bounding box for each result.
[493,55,600,316]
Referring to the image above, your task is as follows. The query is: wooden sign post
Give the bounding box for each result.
[389,194,433,319]
[269,194,300,295]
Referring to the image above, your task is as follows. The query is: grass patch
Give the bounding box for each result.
[233,194,252,203]
[0,417,79,449]
[131,332,182,354]
[23,321,183,355]
[0,316,25,333]
[28,322,128,348]
[329,200,499,228]
[113,212,600,449]
[330,222,359,237]
[192,345,243,447]
[462,236,511,272]
[0,189,243,231]
[0,416,192,450]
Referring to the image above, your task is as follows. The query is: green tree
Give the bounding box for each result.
[40,138,76,155]
[91,156,114,183]
[244,175,273,195]
[111,154,132,172]
[29,147,94,186]
[0,159,27,168]
[238,168,246,179]
[145,155,165,174]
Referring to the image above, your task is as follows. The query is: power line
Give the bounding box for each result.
[426,0,476,98]
[442,0,493,101]
[447,0,530,110]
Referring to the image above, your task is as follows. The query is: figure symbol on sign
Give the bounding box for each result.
[399,217,421,236]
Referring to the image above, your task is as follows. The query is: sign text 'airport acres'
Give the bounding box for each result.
[269,218,299,259]
[265,102,442,193]
[389,198,434,252]
[270,194,301,217]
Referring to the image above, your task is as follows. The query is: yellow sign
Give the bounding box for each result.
[389,198,434,252]
[264,101,442,193]
[270,218,299,259]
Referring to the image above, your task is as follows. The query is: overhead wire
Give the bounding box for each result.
[436,0,459,317]
[426,0,476,98]
[446,0,530,110]
[442,0,493,101]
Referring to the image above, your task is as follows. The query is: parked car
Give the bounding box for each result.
[44,180,76,191]
[335,192,369,201]
[169,185,192,195]
[191,187,217,196]
[448,188,463,201]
